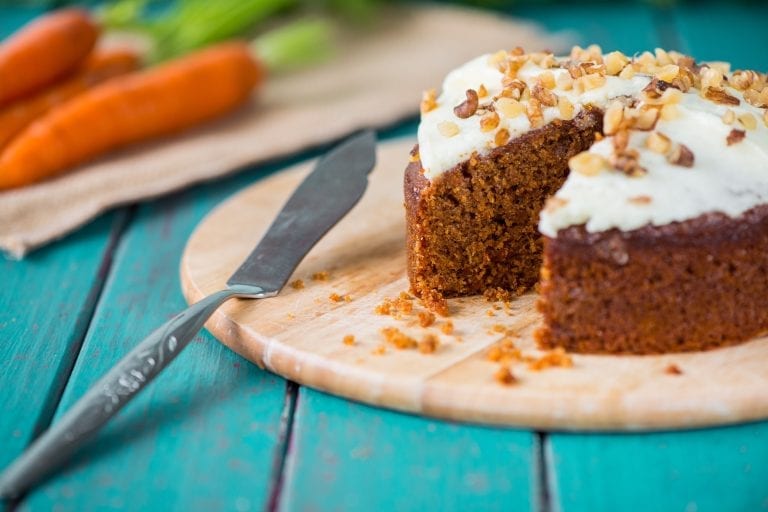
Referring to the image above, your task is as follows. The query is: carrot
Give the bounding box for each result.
[0,9,100,107]
[0,48,140,152]
[0,42,261,190]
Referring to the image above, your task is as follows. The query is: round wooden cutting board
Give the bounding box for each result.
[181,138,768,431]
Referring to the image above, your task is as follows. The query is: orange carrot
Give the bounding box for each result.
[0,42,261,190]
[0,9,99,107]
[0,48,140,151]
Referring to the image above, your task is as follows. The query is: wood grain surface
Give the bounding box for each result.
[181,138,768,432]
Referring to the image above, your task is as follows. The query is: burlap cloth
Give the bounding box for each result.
[0,5,565,258]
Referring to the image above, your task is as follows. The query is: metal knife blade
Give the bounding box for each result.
[227,129,377,293]
[0,130,377,500]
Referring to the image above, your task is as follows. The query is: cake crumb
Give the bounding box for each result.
[290,279,305,290]
[486,338,521,363]
[374,300,392,315]
[418,311,436,328]
[381,327,417,350]
[399,291,413,301]
[494,365,518,386]
[486,309,495,317]
[440,321,454,335]
[286,313,296,320]
[343,335,356,346]
[372,345,387,356]
[491,324,506,333]
[419,334,440,354]
[665,363,683,375]
[528,347,573,371]
[329,293,345,303]
[311,271,330,281]
[394,296,413,315]
[422,290,449,317]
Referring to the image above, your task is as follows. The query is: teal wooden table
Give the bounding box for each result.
[2,3,768,511]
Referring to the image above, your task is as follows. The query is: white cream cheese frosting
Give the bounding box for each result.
[415,48,768,237]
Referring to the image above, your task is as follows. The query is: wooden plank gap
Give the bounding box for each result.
[265,380,299,512]
[535,432,553,512]
[26,207,136,446]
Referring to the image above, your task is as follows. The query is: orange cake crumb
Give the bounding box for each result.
[399,291,414,301]
[343,335,355,346]
[419,334,440,354]
[494,365,518,386]
[422,289,449,316]
[329,293,351,303]
[418,311,436,327]
[528,347,573,371]
[440,321,454,335]
[394,296,414,314]
[311,271,330,281]
[374,300,392,315]
[372,345,387,356]
[491,324,506,333]
[381,327,418,349]
[665,363,683,375]
[290,279,305,290]
[486,338,522,363]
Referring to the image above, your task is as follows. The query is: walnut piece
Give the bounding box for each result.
[726,128,746,145]
[454,88,479,119]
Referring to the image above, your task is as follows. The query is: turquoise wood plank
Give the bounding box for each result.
[0,214,120,507]
[671,3,768,71]
[280,389,539,512]
[0,7,46,39]
[513,3,659,55]
[548,422,768,512]
[18,166,297,511]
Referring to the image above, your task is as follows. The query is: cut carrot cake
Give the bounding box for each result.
[405,45,768,354]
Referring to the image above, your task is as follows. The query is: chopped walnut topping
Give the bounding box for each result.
[496,97,525,118]
[479,111,500,132]
[500,79,526,100]
[619,64,636,80]
[418,334,440,354]
[629,195,652,205]
[603,102,624,135]
[477,84,488,98]
[420,89,437,114]
[612,128,629,152]
[655,48,674,66]
[569,151,608,176]
[574,73,606,93]
[604,51,629,75]
[722,109,736,125]
[703,87,740,106]
[381,327,417,350]
[764,110,768,128]
[538,71,556,90]
[727,128,746,145]
[737,112,757,130]
[494,366,518,386]
[494,128,511,147]
[655,64,680,82]
[730,70,761,91]
[665,363,683,375]
[558,96,575,120]
[667,143,695,167]
[611,148,647,177]
[556,72,574,91]
[437,120,459,137]
[700,66,724,90]
[633,107,660,131]
[660,104,680,120]
[532,82,558,107]
[526,98,544,128]
[454,89,479,119]
[343,335,355,346]
[744,88,768,108]
[645,131,672,154]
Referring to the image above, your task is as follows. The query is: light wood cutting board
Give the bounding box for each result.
[180,138,768,431]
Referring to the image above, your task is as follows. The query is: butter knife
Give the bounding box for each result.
[0,130,377,499]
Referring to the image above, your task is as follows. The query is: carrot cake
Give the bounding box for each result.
[405,45,768,354]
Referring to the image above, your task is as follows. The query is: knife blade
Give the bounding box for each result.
[0,130,377,500]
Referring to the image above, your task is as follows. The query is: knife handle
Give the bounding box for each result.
[0,284,264,500]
